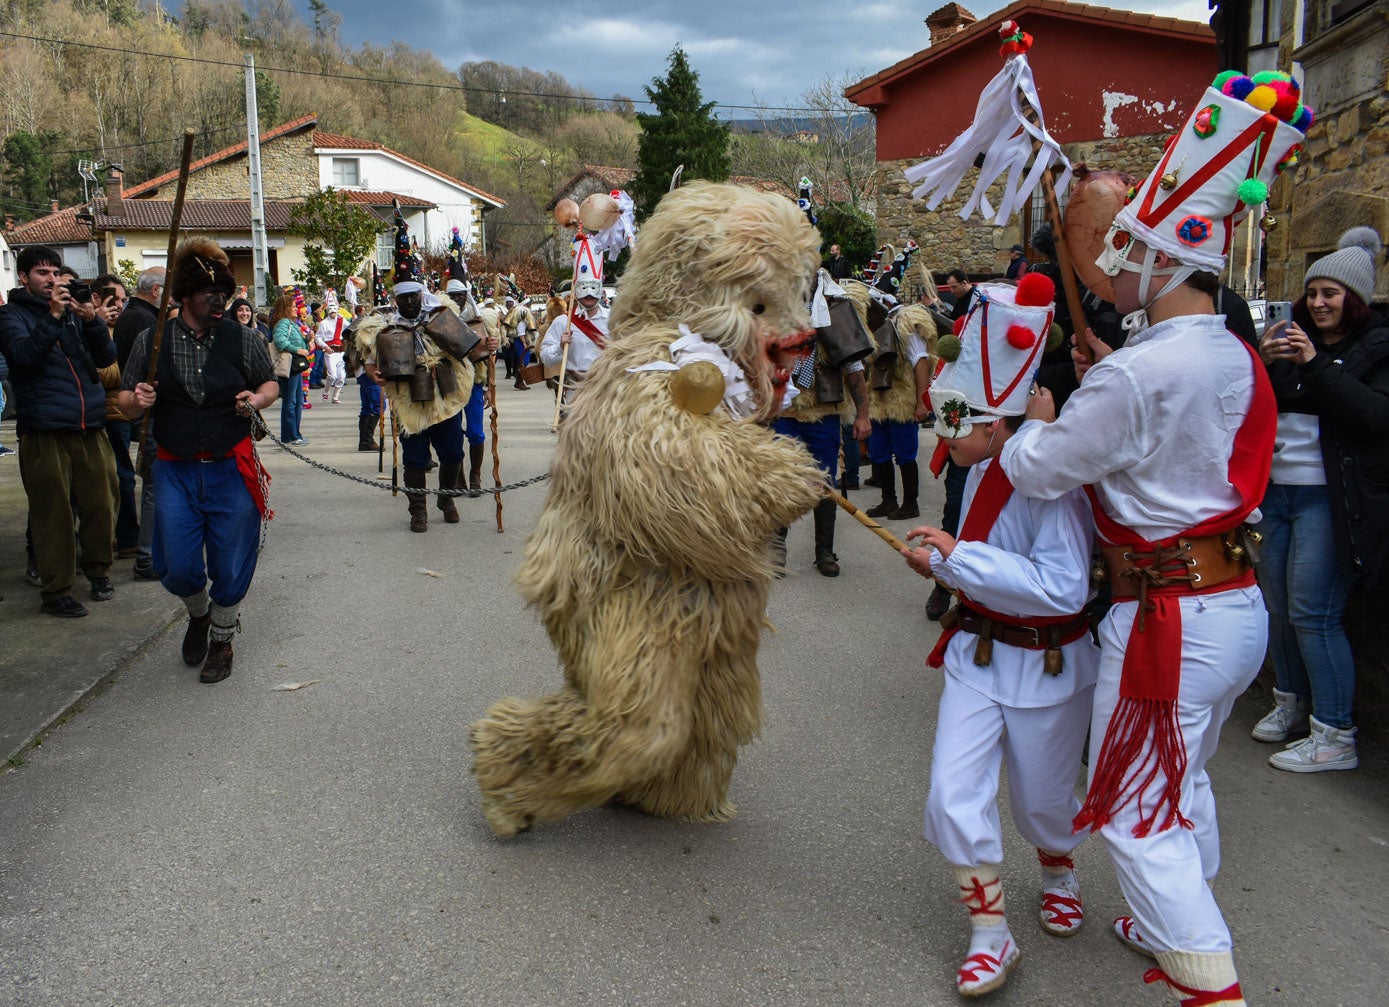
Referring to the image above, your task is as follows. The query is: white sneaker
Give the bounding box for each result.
[956,923,1019,998]
[1268,715,1357,772]
[1113,915,1157,959]
[1251,688,1309,742]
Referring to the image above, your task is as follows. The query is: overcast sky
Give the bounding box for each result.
[314,0,1212,115]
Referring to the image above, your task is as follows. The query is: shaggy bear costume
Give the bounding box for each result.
[470,182,827,836]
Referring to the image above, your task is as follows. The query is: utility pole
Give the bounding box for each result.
[244,53,270,306]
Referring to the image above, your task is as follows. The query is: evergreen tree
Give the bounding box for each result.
[632,47,730,219]
[287,187,383,293]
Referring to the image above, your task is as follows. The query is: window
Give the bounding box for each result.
[376,231,393,269]
[332,157,360,187]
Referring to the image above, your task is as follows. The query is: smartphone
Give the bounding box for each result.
[1265,301,1294,327]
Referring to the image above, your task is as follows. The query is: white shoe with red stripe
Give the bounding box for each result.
[1040,884,1083,936]
[956,923,1019,998]
[1114,915,1157,959]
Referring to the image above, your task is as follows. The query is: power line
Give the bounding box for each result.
[0,30,840,116]
[48,124,246,156]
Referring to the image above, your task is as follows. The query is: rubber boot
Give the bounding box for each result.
[468,442,485,497]
[888,460,920,520]
[358,415,381,451]
[404,466,428,533]
[864,462,898,518]
[813,498,840,577]
[437,461,462,524]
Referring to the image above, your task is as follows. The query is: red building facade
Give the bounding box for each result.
[847,1,1217,277]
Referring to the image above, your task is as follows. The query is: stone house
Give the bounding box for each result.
[1208,0,1388,302]
[6,114,503,294]
[845,0,1216,278]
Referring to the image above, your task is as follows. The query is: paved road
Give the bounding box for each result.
[3,384,1387,1006]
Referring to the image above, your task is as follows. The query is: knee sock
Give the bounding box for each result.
[953,864,1006,927]
[1038,848,1079,893]
[209,602,240,643]
[1150,950,1245,1005]
[182,588,210,619]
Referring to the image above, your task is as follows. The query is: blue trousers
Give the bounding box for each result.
[278,376,304,440]
[1254,481,1356,728]
[512,336,530,368]
[772,414,839,483]
[867,419,920,465]
[463,383,486,446]
[401,411,465,468]
[357,373,382,416]
[105,420,140,549]
[942,459,970,537]
[840,423,861,484]
[151,457,261,609]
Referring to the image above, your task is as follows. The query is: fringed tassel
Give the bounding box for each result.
[1073,696,1193,837]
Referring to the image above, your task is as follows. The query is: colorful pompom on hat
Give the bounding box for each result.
[1098,70,1312,275]
[929,274,1056,438]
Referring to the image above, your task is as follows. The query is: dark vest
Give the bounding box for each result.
[154,318,253,459]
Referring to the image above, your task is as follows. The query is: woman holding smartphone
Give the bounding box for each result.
[1252,227,1388,772]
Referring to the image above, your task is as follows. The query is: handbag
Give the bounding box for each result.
[278,350,310,377]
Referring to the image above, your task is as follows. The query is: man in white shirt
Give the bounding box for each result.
[313,310,347,403]
[540,277,609,403]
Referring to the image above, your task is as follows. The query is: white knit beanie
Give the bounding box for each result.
[1304,227,1382,304]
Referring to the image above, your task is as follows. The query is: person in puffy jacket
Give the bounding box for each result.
[0,246,120,617]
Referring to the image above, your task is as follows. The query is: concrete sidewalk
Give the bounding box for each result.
[0,416,185,766]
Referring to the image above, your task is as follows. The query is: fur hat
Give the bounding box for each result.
[1304,227,1382,305]
[169,237,236,302]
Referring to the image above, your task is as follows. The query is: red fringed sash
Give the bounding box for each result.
[1074,339,1274,838]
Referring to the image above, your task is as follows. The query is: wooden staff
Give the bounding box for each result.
[550,247,584,434]
[1018,98,1091,363]
[136,128,196,457]
[487,339,503,533]
[829,488,910,553]
[378,395,386,475]
[390,410,399,497]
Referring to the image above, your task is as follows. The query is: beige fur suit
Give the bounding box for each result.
[470,183,827,836]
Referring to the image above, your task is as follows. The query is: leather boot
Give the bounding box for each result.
[888,461,920,520]
[864,462,898,518]
[813,499,840,577]
[201,640,233,684]
[358,415,380,451]
[182,611,211,666]
[404,466,428,532]
[514,377,529,390]
[468,442,485,497]
[437,461,462,523]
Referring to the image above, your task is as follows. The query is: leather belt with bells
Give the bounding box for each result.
[939,603,1090,676]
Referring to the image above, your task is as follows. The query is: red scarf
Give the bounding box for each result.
[1074,339,1274,838]
[569,312,607,349]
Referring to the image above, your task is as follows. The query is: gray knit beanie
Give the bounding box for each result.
[1304,226,1383,304]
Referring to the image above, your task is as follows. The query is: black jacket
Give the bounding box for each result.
[114,294,159,371]
[1266,307,1389,590]
[0,289,116,435]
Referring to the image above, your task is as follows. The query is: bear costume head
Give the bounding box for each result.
[610,181,822,423]
[169,236,237,304]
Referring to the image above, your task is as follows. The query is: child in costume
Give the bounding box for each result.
[901,273,1099,998]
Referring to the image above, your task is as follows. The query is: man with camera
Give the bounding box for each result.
[0,246,120,617]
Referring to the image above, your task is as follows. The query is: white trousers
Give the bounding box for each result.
[324,352,346,388]
[1093,585,1266,954]
[925,676,1093,867]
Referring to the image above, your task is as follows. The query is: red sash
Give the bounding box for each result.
[1074,338,1275,838]
[926,459,1014,668]
[569,312,607,349]
[327,316,344,352]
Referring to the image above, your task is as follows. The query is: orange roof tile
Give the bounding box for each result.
[7,205,93,246]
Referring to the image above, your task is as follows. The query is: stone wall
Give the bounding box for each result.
[178,131,318,202]
[871,132,1170,278]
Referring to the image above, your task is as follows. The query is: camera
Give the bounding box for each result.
[66,281,93,304]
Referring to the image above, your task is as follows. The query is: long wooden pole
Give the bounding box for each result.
[1018,98,1091,363]
[828,489,910,553]
[136,128,197,456]
[487,344,502,533]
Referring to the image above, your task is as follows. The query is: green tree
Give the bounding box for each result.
[817,203,876,273]
[255,69,281,127]
[2,131,60,215]
[631,47,730,219]
[287,187,383,293]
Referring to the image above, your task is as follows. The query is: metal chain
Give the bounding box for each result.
[250,412,550,498]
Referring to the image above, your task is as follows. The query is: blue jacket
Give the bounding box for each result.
[0,289,117,434]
